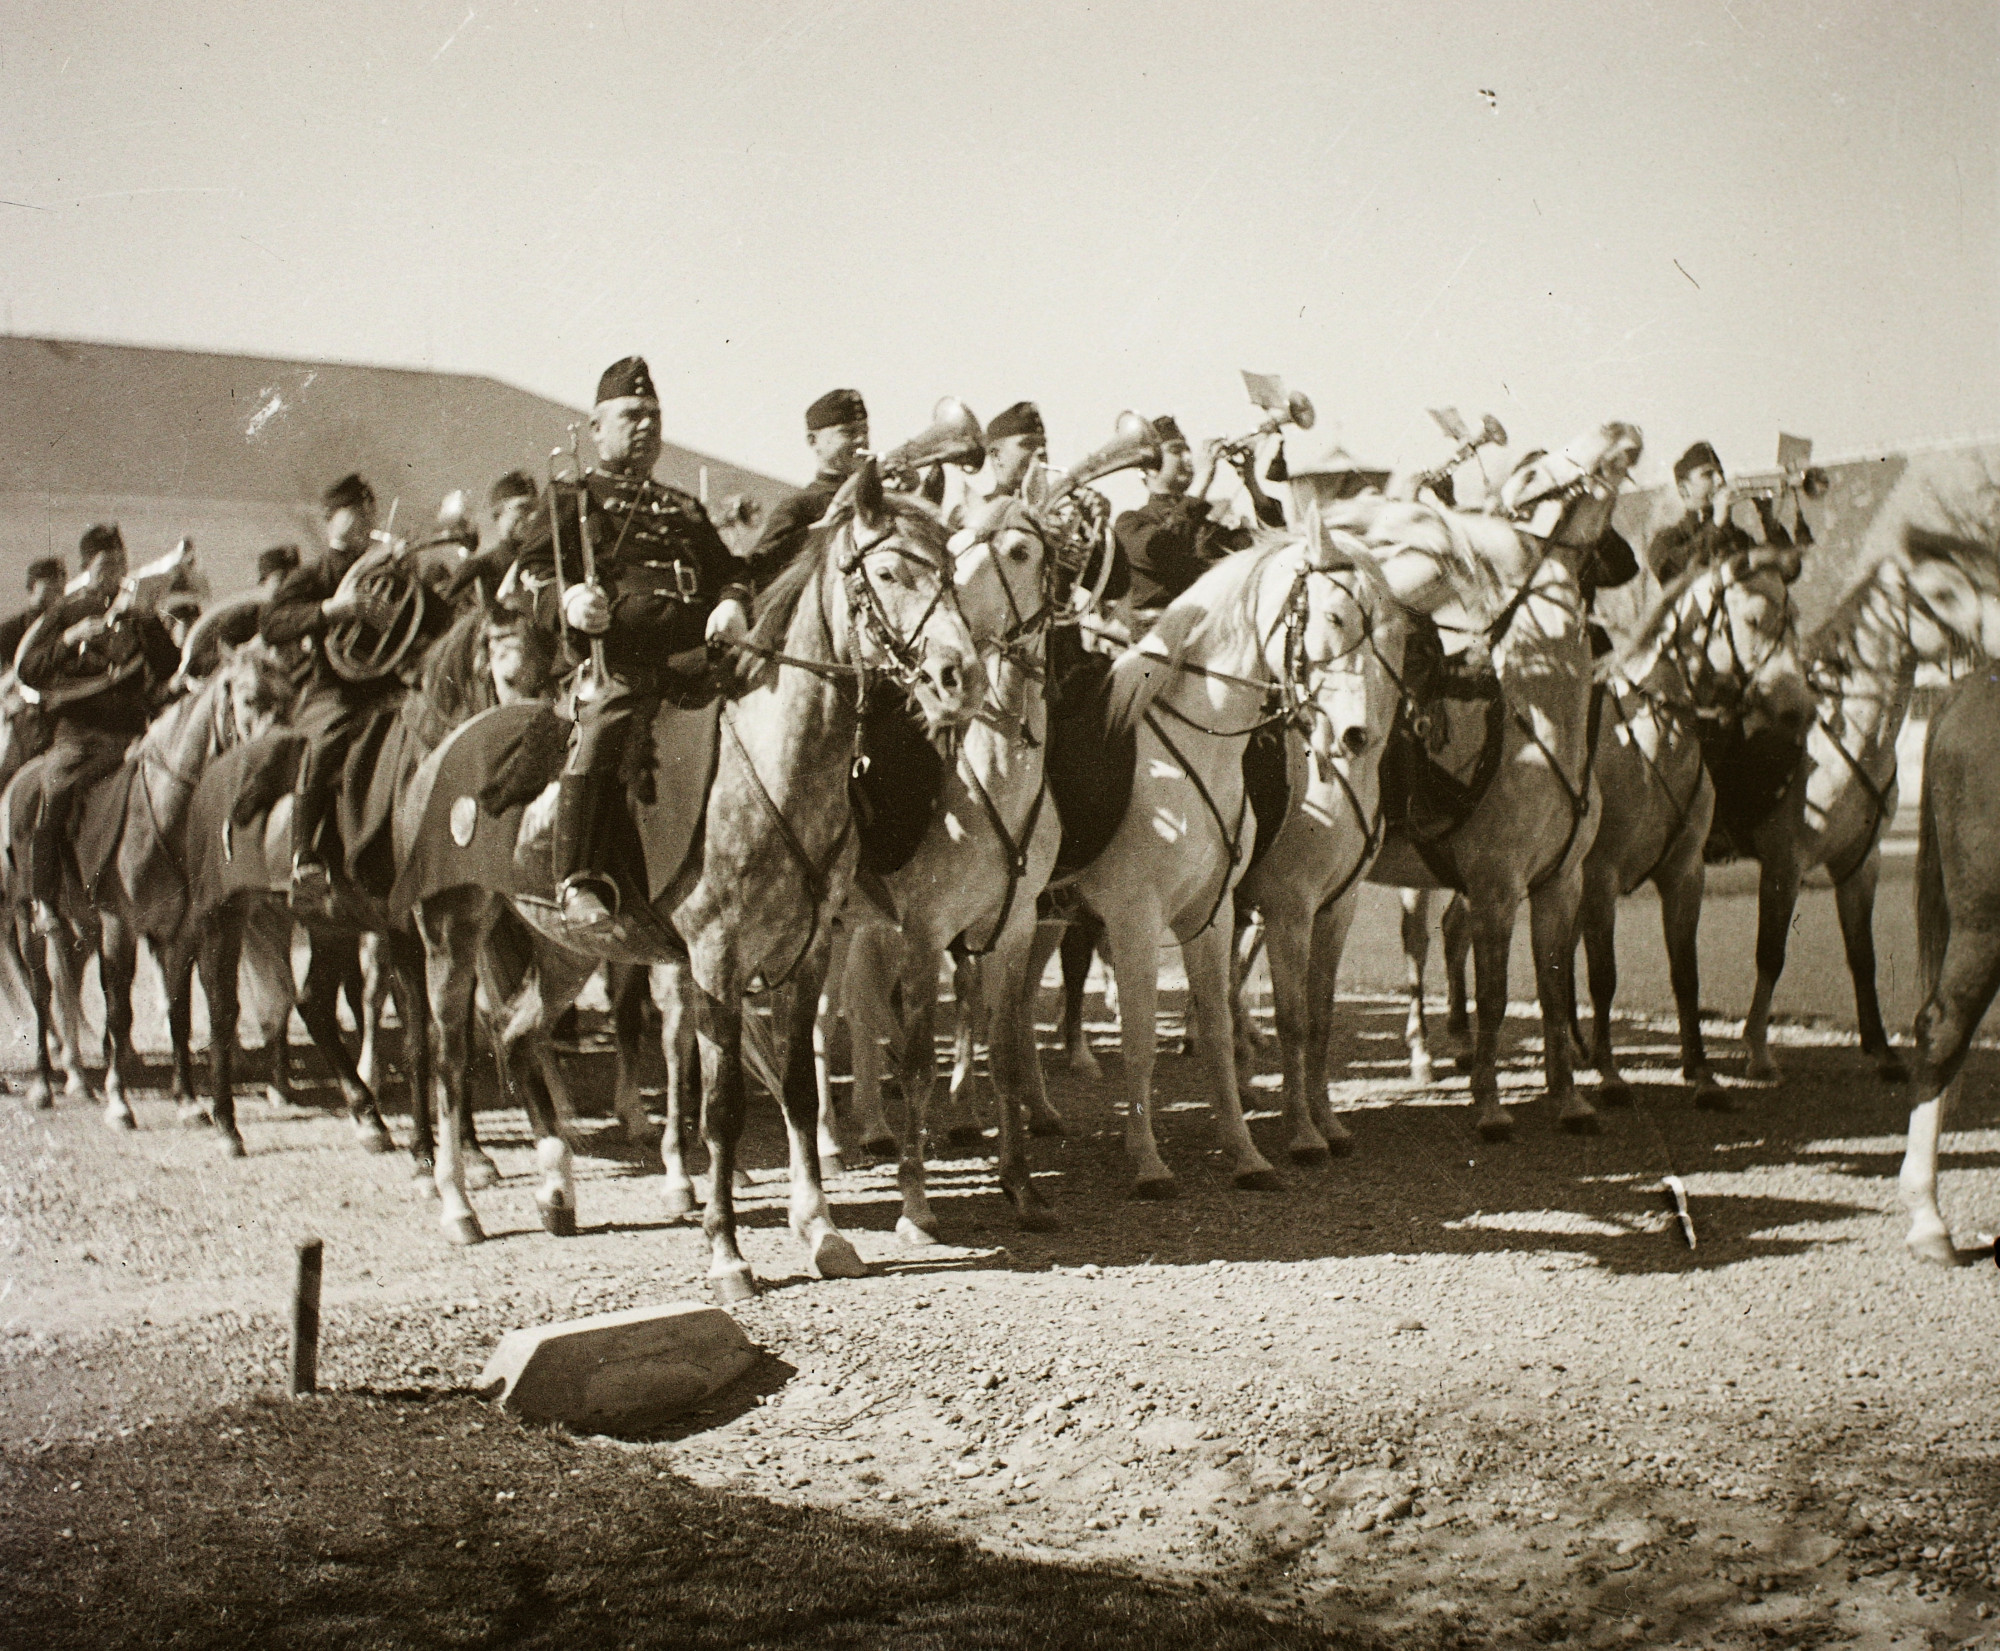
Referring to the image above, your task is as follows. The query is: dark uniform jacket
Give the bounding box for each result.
[511,469,748,676]
[1115,494,1250,611]
[0,606,53,672]
[260,550,451,700]
[740,472,843,594]
[16,588,180,738]
[1646,513,1756,588]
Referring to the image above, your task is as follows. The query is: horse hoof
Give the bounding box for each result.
[862,1135,899,1161]
[1067,1049,1102,1079]
[1027,1113,1068,1139]
[1904,1228,1960,1268]
[1694,1081,1735,1113]
[1597,1079,1632,1108]
[464,1154,500,1192]
[945,1126,990,1156]
[810,1231,868,1280]
[1131,1176,1180,1202]
[1409,1057,1434,1087]
[894,1216,940,1249]
[219,1130,247,1160]
[1233,1168,1284,1193]
[23,1080,52,1112]
[356,1123,394,1155]
[539,1198,578,1238]
[820,1148,849,1175]
[441,1212,485,1246]
[1321,1130,1355,1159]
[1474,1115,1514,1144]
[1877,1055,1910,1084]
[1559,1110,1601,1137]
[711,1268,758,1305]
[103,1106,136,1133]
[1745,1058,1780,1084]
[662,1185,698,1223]
[1288,1144,1332,1167]
[178,1104,213,1129]
[1014,1201,1062,1234]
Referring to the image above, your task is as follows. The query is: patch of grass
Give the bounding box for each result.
[0,1393,1367,1649]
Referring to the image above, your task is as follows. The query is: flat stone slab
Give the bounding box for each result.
[477,1302,758,1435]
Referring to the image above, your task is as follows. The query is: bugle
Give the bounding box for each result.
[1732,467,1831,504]
[1412,413,1508,496]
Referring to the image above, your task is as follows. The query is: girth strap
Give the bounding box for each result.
[957,765,1048,957]
[1143,708,1248,941]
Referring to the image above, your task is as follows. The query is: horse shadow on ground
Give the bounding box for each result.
[561,992,1998,1282]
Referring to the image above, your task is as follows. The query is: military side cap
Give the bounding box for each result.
[596,355,658,405]
[987,401,1045,442]
[488,469,538,507]
[806,388,867,431]
[321,473,376,514]
[1149,414,1189,447]
[78,522,125,558]
[1673,440,1722,482]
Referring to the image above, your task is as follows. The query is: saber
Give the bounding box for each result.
[570,424,608,695]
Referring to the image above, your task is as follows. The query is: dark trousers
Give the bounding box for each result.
[556,673,657,887]
[289,684,382,865]
[32,724,127,904]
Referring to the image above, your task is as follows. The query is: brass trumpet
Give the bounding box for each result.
[879,398,986,489]
[1214,387,1317,464]
[1731,467,1831,504]
[1413,412,1508,495]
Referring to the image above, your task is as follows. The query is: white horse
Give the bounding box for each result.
[980,529,1395,1208]
[816,493,1062,1243]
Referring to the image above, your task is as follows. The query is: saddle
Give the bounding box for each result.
[1043,634,1137,880]
[1242,724,1291,878]
[851,680,946,877]
[1697,721,1806,863]
[1377,616,1507,888]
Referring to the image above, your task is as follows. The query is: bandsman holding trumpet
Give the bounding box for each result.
[507,355,753,936]
[1647,441,1792,588]
[1115,415,1255,615]
[18,524,179,934]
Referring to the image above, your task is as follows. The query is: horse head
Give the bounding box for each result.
[814,457,985,733]
[1903,526,2000,661]
[1498,422,1644,551]
[1636,548,1814,741]
[478,607,558,707]
[949,495,1055,685]
[220,643,297,745]
[1292,526,1406,770]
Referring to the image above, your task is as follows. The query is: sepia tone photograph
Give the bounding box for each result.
[2,3,1998,1646]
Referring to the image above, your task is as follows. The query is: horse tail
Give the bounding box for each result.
[1915,727,1949,1008]
[1105,604,1200,735]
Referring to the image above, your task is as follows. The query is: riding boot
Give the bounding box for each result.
[289,773,333,914]
[554,771,616,936]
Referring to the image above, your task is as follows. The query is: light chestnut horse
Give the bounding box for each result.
[1742,527,2000,1084]
[408,463,985,1300]
[981,530,1397,1209]
[1898,541,2000,1264]
[1411,548,1816,1109]
[813,493,1062,1243]
[1358,428,1639,1139]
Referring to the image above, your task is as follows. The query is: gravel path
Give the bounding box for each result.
[4,979,1999,1649]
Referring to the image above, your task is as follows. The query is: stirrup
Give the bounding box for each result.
[557,874,619,935]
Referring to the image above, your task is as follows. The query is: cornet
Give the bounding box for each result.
[1731,467,1831,504]
[1413,411,1508,495]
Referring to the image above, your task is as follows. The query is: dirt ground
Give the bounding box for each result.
[4,882,2000,1648]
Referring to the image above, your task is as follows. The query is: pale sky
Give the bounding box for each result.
[4,0,1995,494]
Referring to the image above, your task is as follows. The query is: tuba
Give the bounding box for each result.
[321,495,462,683]
[878,398,986,491]
[1030,411,1163,611]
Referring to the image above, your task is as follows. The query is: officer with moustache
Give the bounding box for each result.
[509,355,753,935]
[741,389,868,590]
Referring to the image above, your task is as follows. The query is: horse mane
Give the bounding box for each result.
[418,608,489,715]
[1320,494,1514,620]
[745,493,951,657]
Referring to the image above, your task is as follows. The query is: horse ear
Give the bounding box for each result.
[852,457,888,534]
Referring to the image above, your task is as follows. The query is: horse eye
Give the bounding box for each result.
[1007,545,1029,564]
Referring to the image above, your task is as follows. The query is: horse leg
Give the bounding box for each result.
[1233,908,1272,1073]
[297,935,392,1154]
[354,931,390,1101]
[195,903,246,1157]
[1743,849,1801,1083]
[388,930,435,1183]
[1304,894,1359,1156]
[693,982,759,1301]
[1441,893,1473,1053]
[1098,902,1176,1197]
[813,923,851,1169]
[97,912,137,1131]
[1656,846,1724,1108]
[1184,915,1280,1189]
[419,893,487,1244]
[1577,864,1627,1106]
[1398,887,1436,1084]
[159,934,204,1123]
[15,913,57,1110]
[983,919,1060,1230]
[240,900,304,1115]
[607,962,658,1144]
[1058,915,1104,1076]
[843,928,897,1159]
[1530,865,1591,1132]
[1837,848,1906,1081]
[776,944,866,1282]
[655,955,702,1223]
[934,947,990,1154]
[1462,889,1519,1141]
[43,921,96,1108]
[1264,895,1328,1163]
[1900,930,2000,1265]
[890,957,942,1246]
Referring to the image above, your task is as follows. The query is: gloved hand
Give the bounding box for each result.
[705,597,750,647]
[562,582,611,636]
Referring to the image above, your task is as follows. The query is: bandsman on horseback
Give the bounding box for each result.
[16,524,180,935]
[740,388,870,588]
[1647,440,1793,588]
[506,355,752,937]
[0,557,68,675]
[263,473,450,912]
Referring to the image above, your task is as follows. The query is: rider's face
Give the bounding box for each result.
[1149,439,1195,495]
[988,434,1043,495]
[325,504,376,558]
[592,396,664,475]
[84,545,126,594]
[808,421,868,478]
[1679,462,1723,512]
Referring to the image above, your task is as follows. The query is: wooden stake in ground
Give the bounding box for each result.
[290,1238,323,1395]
